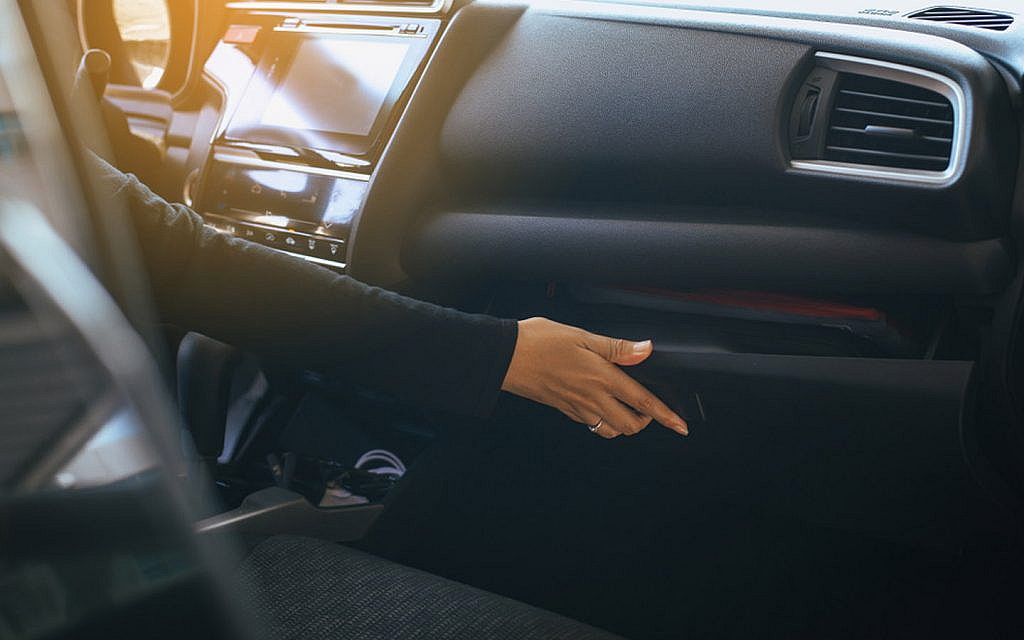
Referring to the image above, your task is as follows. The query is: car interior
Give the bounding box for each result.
[3,0,1024,638]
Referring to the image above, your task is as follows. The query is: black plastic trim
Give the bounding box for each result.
[403,210,1014,295]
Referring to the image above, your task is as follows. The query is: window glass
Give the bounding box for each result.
[0,77,27,159]
[112,0,170,89]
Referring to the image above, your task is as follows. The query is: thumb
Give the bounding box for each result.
[587,333,654,366]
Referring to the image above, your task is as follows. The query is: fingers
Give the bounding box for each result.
[575,408,621,439]
[582,331,653,367]
[568,382,685,439]
[568,357,687,438]
[594,395,653,436]
[607,368,689,436]
[593,421,621,440]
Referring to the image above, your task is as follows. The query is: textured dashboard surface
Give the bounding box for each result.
[440,14,809,194]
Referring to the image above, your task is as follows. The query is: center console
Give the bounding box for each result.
[196,4,445,268]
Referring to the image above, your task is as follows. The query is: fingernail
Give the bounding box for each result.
[632,340,652,354]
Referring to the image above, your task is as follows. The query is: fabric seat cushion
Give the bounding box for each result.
[238,535,624,640]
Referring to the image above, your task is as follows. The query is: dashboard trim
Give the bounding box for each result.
[225,1,453,16]
[789,52,968,186]
[278,250,346,269]
[272,25,431,38]
[212,149,372,181]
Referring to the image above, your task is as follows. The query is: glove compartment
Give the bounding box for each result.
[630,349,980,550]
[487,284,1002,551]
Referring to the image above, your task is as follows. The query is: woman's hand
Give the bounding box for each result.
[501,317,688,439]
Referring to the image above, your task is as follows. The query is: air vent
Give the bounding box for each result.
[823,73,954,172]
[908,6,1014,31]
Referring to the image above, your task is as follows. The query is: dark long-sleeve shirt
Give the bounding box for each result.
[89,153,518,418]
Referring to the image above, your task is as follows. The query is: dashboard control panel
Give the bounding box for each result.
[200,152,369,268]
[202,155,367,231]
[205,212,348,268]
[196,7,443,270]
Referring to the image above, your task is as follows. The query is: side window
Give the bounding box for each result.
[111,0,170,89]
[0,79,26,160]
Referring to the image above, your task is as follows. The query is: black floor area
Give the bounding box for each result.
[356,395,1024,640]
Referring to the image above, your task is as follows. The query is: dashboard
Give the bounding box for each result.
[152,0,1024,560]
[188,0,1021,295]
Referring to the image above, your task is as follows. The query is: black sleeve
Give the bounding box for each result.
[88,153,517,418]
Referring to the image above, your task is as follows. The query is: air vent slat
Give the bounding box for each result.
[833,107,952,126]
[838,88,948,108]
[825,146,950,164]
[828,125,953,146]
[822,72,955,172]
[916,17,1010,25]
[917,11,1001,17]
[908,7,1014,31]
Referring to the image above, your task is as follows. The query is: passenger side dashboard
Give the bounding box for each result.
[353,0,1018,293]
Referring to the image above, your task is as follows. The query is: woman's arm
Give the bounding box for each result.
[88,152,686,435]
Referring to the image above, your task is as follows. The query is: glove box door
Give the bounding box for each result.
[628,349,987,550]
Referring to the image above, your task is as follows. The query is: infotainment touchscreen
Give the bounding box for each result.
[224,19,438,157]
[259,39,410,137]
